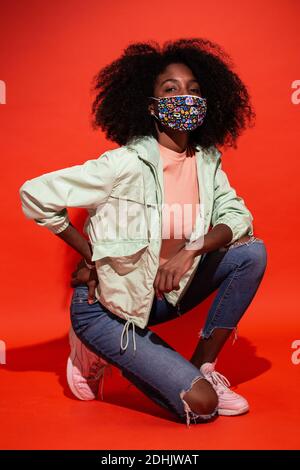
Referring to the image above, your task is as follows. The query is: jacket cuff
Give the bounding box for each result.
[51,218,70,234]
[34,211,70,234]
[213,216,254,246]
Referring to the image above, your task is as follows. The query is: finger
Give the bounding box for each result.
[158,269,167,294]
[88,281,96,304]
[154,270,165,299]
[165,272,174,292]
[153,271,161,298]
[153,271,160,290]
[155,284,163,300]
[173,272,182,290]
[157,290,163,300]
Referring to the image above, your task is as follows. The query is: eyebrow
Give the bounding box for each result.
[160,78,199,86]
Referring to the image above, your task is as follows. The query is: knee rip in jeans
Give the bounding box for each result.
[179,375,218,427]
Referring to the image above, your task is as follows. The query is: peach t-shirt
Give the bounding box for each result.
[158,142,200,266]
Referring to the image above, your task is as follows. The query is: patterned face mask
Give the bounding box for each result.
[148,94,207,131]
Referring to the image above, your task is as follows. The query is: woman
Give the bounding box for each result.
[19,38,267,427]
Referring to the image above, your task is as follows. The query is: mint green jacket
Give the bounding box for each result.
[19,135,254,352]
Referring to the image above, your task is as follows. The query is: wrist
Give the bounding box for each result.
[84,257,95,269]
[84,241,95,268]
[182,246,203,260]
[183,238,206,258]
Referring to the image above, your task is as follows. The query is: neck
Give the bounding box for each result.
[157,134,196,158]
[154,125,189,153]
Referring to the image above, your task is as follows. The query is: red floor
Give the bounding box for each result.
[1,270,299,450]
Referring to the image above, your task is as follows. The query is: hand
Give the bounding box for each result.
[153,248,196,300]
[70,258,99,304]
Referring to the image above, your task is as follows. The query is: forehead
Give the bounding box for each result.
[158,63,195,78]
[156,63,198,84]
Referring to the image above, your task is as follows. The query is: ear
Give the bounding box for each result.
[148,100,154,115]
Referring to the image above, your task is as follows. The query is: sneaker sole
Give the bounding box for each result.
[218,405,249,416]
[66,356,96,401]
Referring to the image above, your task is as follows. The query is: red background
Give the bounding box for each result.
[0,0,299,450]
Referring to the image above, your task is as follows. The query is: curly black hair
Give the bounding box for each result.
[90,38,255,150]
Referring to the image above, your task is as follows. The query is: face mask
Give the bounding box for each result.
[148,94,207,131]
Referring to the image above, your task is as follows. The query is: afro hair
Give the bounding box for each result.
[90,37,255,150]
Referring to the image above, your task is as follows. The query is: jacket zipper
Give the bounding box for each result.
[141,159,163,325]
[143,157,202,319]
[136,153,201,322]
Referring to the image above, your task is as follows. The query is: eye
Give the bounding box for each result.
[165,87,201,93]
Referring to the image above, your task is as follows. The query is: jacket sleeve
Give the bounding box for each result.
[211,147,254,246]
[19,152,117,234]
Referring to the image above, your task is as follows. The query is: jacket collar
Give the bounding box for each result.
[127,134,203,167]
[127,135,161,167]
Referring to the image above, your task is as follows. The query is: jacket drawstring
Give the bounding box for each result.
[120,314,137,355]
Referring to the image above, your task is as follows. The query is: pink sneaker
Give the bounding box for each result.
[67,326,112,401]
[200,362,249,416]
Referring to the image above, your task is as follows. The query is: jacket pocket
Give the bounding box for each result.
[110,182,144,204]
[88,183,149,243]
[93,239,149,275]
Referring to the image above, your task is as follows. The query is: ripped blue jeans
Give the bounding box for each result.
[70,235,267,426]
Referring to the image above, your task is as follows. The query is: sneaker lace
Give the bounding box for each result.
[209,370,231,395]
[87,360,107,381]
[87,359,113,401]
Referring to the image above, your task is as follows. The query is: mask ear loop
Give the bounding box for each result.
[151,112,160,121]
[148,97,160,121]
